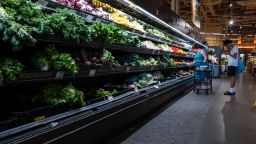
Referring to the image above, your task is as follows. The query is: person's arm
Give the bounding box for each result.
[201,50,208,62]
[229,53,238,59]
[228,46,238,59]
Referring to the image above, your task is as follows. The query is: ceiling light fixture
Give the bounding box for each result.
[240,26,242,29]
[230,3,232,7]
[229,20,234,25]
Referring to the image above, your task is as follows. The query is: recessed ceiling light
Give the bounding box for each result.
[230,3,232,7]
[240,26,242,29]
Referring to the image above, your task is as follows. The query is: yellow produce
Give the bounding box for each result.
[92,0,146,33]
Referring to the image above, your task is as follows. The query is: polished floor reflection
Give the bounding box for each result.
[121,73,256,144]
[195,73,256,144]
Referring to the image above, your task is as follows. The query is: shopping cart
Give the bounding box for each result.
[194,62,213,94]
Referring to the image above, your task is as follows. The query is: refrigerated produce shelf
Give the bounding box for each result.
[0,75,193,144]
[43,1,191,51]
[104,0,207,48]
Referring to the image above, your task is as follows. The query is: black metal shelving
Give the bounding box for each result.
[4,65,190,86]
[0,76,193,144]
[37,37,194,58]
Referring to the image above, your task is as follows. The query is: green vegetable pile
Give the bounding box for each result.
[95,88,118,97]
[116,53,161,67]
[0,0,141,51]
[35,83,85,106]
[0,0,52,51]
[50,53,78,74]
[47,8,91,44]
[163,55,175,67]
[102,49,120,66]
[32,45,78,74]
[90,22,141,47]
[0,58,24,82]
[137,56,160,66]
[126,73,156,88]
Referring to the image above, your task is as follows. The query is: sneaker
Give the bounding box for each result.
[224,91,236,95]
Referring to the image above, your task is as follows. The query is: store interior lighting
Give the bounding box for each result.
[229,20,234,25]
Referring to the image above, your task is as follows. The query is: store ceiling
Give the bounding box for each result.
[167,0,256,46]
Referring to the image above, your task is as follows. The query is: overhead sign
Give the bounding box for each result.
[192,0,201,28]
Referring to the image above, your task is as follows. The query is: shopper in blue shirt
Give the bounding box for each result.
[192,43,208,81]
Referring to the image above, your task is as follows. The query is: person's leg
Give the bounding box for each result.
[225,66,236,95]
[230,76,236,93]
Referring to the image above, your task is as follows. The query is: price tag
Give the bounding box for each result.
[154,85,159,89]
[126,67,130,72]
[49,122,58,127]
[158,81,161,85]
[34,115,45,121]
[108,96,114,102]
[142,33,146,38]
[129,4,136,8]
[134,87,139,92]
[55,71,65,79]
[85,15,94,22]
[89,70,96,77]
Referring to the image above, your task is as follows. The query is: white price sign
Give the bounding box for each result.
[55,71,65,79]
[108,96,114,102]
[154,85,159,89]
[134,87,139,92]
[89,70,96,77]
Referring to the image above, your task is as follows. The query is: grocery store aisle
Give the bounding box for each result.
[120,80,220,144]
[194,73,256,144]
[120,73,256,144]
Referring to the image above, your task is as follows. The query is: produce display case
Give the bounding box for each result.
[0,0,206,143]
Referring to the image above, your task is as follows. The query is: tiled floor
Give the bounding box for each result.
[121,73,256,144]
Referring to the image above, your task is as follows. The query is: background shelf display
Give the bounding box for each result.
[0,0,202,143]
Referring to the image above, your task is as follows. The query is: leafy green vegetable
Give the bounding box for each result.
[0,0,141,50]
[95,88,118,97]
[163,55,175,67]
[0,58,24,81]
[0,0,53,51]
[46,8,91,44]
[126,73,156,88]
[50,53,78,74]
[102,49,120,66]
[90,22,141,47]
[31,45,78,73]
[31,53,49,71]
[36,83,85,106]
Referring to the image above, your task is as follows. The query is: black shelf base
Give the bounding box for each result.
[0,78,193,144]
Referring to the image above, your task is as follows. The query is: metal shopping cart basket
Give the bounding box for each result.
[194,62,213,94]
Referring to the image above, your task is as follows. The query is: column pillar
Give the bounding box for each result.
[175,0,180,15]
[171,0,176,12]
